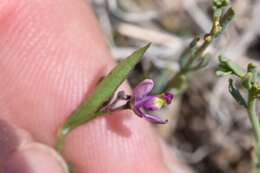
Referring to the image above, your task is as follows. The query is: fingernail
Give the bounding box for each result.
[3,143,69,173]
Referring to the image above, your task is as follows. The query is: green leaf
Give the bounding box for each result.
[220,8,235,31]
[228,79,247,107]
[217,55,244,77]
[152,68,173,95]
[189,53,211,71]
[56,44,151,152]
[179,36,200,68]
[64,43,150,130]
[201,53,211,67]
[216,70,232,76]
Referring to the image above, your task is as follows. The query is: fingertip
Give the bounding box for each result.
[61,112,172,173]
[0,119,68,173]
[3,143,68,173]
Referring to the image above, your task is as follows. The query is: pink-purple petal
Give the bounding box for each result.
[133,79,154,100]
[142,113,168,124]
[142,96,162,111]
[134,96,151,108]
[133,107,144,118]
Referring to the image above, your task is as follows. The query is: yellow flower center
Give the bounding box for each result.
[154,98,166,108]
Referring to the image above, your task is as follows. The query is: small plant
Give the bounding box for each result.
[217,55,260,172]
[153,0,235,95]
[55,44,174,152]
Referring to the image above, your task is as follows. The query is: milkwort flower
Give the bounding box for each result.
[130,79,173,124]
[103,79,174,124]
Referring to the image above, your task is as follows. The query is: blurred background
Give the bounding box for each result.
[90,0,260,172]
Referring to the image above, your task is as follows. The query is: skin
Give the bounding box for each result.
[0,0,188,173]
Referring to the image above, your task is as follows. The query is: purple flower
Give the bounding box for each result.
[131,79,174,124]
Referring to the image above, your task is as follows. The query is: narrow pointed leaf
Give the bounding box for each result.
[220,8,235,31]
[189,53,211,71]
[228,79,247,107]
[180,36,200,68]
[63,44,150,131]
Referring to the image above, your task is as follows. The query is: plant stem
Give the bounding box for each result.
[164,70,188,95]
[55,102,130,152]
[247,93,260,170]
[55,127,70,152]
[248,95,260,142]
[163,19,220,92]
[163,8,234,94]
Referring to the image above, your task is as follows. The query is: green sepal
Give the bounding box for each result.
[228,79,247,107]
